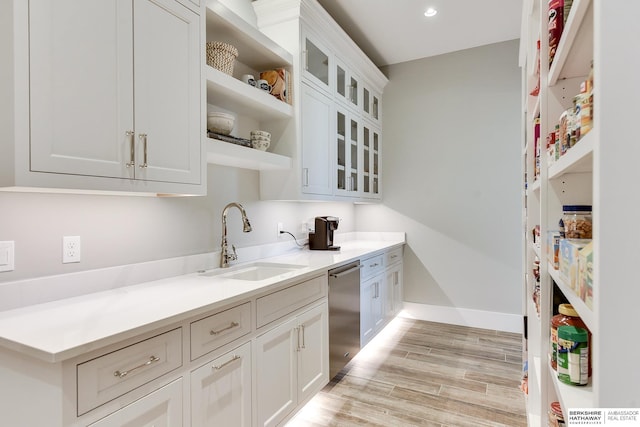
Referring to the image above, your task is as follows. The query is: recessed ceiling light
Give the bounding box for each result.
[424,7,437,17]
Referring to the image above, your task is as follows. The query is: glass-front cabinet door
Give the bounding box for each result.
[372,94,380,121]
[361,83,381,124]
[335,109,359,196]
[335,57,360,110]
[302,28,331,94]
[362,122,381,199]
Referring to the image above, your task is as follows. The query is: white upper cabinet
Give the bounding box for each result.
[2,0,204,195]
[301,28,332,94]
[301,83,334,196]
[253,0,388,202]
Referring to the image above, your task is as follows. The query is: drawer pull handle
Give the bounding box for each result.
[213,355,241,371]
[113,355,160,378]
[370,262,379,268]
[210,321,239,335]
[390,255,398,259]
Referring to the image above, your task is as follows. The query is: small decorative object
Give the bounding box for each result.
[207,112,235,135]
[251,139,270,151]
[260,68,291,104]
[241,74,256,86]
[206,41,238,75]
[250,130,271,151]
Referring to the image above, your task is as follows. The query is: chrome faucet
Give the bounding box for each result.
[220,202,252,268]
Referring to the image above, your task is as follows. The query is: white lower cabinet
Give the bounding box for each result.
[88,378,183,427]
[385,263,403,318]
[256,301,328,427]
[191,341,252,427]
[0,274,333,426]
[360,273,385,347]
[385,247,404,319]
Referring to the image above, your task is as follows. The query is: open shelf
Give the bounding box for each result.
[205,1,292,71]
[205,138,291,171]
[548,263,594,332]
[548,131,594,179]
[549,361,594,412]
[206,66,293,121]
[548,0,593,86]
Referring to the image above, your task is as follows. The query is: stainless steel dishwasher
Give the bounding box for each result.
[328,260,362,379]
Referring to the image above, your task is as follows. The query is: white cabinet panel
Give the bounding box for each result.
[301,83,333,196]
[256,317,297,427]
[29,0,133,179]
[256,301,328,427]
[88,378,183,427]
[296,303,328,404]
[133,0,201,184]
[190,342,252,427]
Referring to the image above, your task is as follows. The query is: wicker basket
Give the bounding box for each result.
[206,41,238,75]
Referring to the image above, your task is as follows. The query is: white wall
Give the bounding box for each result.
[357,40,522,316]
[0,164,356,283]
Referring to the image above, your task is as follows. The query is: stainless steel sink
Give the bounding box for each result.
[200,262,306,281]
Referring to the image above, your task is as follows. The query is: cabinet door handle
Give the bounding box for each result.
[300,324,306,349]
[213,354,241,371]
[125,131,135,167]
[139,133,148,168]
[210,321,239,335]
[303,168,309,186]
[114,355,159,378]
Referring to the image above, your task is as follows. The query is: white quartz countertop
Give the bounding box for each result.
[0,237,404,363]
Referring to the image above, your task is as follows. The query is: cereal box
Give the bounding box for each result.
[547,231,561,269]
[559,239,590,292]
[578,241,593,309]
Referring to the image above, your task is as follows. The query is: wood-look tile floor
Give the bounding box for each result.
[287,317,527,427]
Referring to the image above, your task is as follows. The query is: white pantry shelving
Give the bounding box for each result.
[520,0,640,424]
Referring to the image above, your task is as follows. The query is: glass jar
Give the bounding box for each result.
[561,205,592,239]
[550,304,590,373]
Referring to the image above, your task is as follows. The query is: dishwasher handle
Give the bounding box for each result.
[329,264,363,278]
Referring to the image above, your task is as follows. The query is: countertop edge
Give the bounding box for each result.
[0,238,405,363]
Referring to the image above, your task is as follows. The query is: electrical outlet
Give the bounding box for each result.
[301,222,309,233]
[62,236,81,263]
[277,222,284,238]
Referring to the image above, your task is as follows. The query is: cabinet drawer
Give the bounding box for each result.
[385,247,403,266]
[361,254,384,279]
[190,302,252,360]
[256,275,327,328]
[77,328,182,416]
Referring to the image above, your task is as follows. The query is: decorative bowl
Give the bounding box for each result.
[207,112,235,135]
[250,130,271,139]
[251,139,270,151]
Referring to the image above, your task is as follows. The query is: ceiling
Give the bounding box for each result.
[316,0,523,67]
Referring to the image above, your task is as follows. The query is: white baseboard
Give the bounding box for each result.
[399,302,523,334]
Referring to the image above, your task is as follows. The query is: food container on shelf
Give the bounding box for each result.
[207,112,235,135]
[559,238,590,291]
[560,205,592,239]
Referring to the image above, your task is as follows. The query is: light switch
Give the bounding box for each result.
[0,241,15,272]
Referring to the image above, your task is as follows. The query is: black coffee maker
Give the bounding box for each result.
[309,216,340,250]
